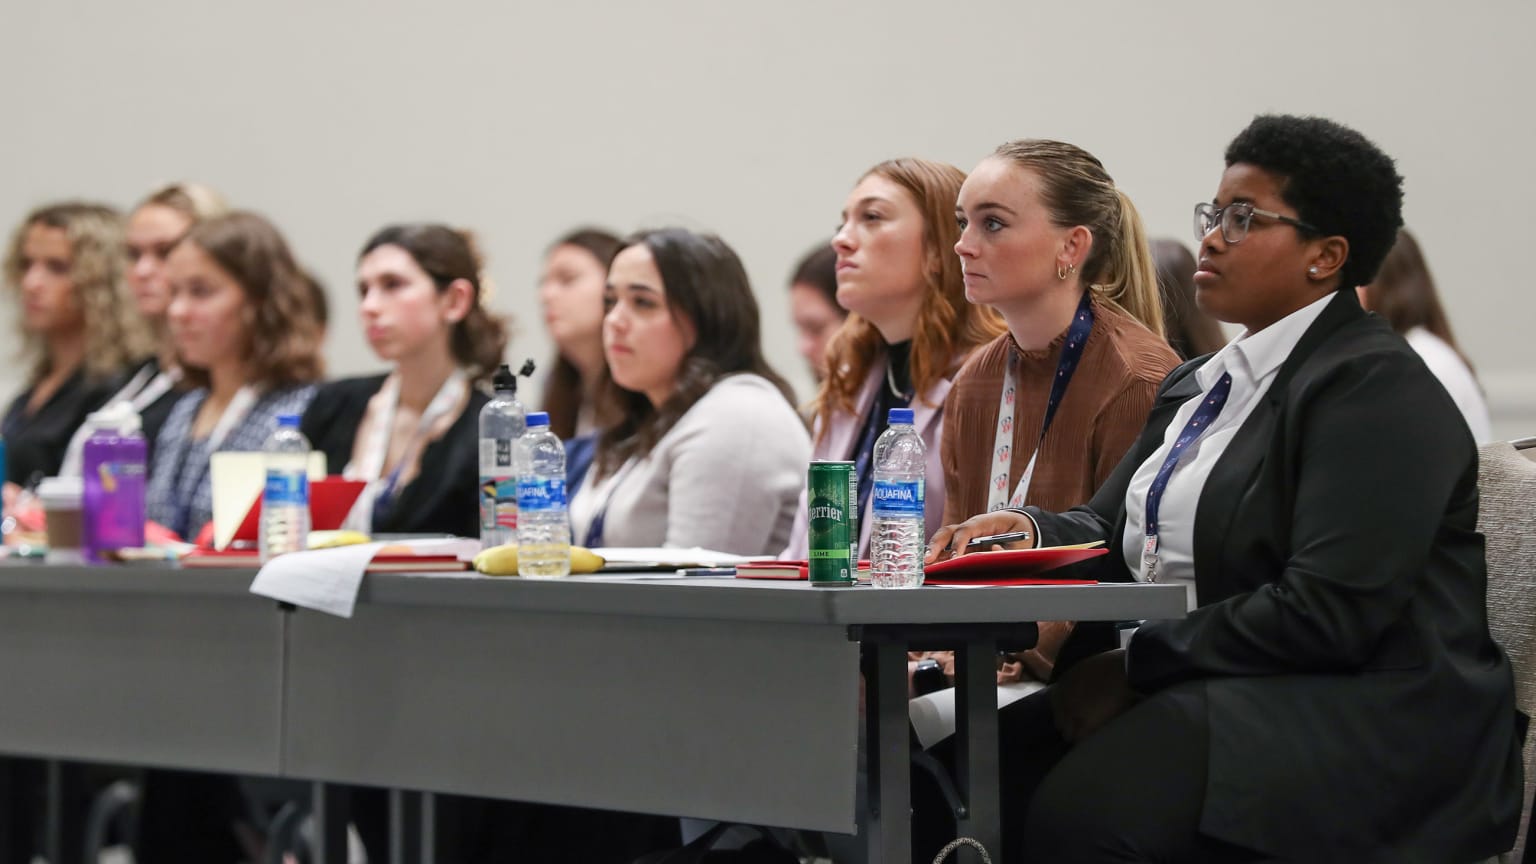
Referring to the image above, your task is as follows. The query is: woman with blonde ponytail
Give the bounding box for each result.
[939,139,1179,685]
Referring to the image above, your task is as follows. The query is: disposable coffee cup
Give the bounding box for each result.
[37,476,84,563]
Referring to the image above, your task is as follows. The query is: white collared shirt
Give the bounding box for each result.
[1119,292,1336,607]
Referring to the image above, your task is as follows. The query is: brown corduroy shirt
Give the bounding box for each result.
[940,297,1180,679]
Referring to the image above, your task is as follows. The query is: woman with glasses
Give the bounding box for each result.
[926,115,1521,862]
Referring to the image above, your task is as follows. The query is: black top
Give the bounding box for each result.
[301,374,488,538]
[2,368,118,487]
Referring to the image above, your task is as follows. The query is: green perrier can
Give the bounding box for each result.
[808,461,857,585]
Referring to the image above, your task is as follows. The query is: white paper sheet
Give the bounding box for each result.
[248,537,481,617]
[908,680,1046,750]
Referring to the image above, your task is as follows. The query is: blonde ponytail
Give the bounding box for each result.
[1093,189,1164,337]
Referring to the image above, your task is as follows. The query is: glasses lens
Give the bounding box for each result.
[1193,204,1215,243]
[1222,203,1254,244]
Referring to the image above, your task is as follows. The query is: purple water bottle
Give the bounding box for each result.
[81,403,147,562]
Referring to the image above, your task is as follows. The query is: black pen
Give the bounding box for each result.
[964,530,1033,550]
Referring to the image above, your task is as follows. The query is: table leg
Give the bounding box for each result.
[311,781,350,864]
[954,639,1001,861]
[389,789,422,864]
[44,760,84,864]
[865,640,911,864]
[421,791,437,864]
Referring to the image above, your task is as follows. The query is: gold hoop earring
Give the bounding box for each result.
[1057,264,1069,281]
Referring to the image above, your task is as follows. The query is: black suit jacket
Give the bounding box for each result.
[1030,291,1522,862]
[301,375,489,538]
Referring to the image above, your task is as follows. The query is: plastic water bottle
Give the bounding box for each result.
[870,407,926,588]
[478,363,526,548]
[516,412,571,577]
[81,402,147,562]
[259,414,311,562]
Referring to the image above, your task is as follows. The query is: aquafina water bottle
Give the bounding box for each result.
[870,407,925,588]
[515,412,571,577]
[260,414,311,562]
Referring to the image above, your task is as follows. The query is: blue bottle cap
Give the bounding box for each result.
[276,414,302,428]
[526,412,550,428]
[888,408,915,424]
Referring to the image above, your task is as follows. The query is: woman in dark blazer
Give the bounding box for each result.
[928,115,1522,862]
[301,223,508,539]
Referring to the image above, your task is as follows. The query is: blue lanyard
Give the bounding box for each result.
[1039,290,1096,443]
[1141,371,1234,579]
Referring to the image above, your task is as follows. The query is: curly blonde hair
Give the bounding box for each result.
[4,201,152,383]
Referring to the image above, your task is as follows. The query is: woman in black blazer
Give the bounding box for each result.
[302,223,508,538]
[927,115,1522,862]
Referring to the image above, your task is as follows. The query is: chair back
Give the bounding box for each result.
[1477,441,1536,862]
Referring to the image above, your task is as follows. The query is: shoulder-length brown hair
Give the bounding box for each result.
[4,201,151,383]
[594,228,794,478]
[815,158,1005,436]
[1360,229,1474,373]
[176,211,325,390]
[544,228,622,439]
[360,223,511,384]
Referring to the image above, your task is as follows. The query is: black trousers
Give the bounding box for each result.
[915,682,1269,863]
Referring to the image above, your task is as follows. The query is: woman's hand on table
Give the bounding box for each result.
[924,510,1038,564]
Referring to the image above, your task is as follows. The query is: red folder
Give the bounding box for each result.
[735,560,873,580]
[922,546,1106,584]
[230,477,366,545]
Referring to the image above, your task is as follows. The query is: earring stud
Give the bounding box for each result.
[1308,266,1320,277]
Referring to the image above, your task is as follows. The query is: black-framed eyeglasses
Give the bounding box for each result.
[1193,201,1320,245]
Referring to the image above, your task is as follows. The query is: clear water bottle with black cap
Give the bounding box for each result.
[870,407,926,588]
[478,363,526,548]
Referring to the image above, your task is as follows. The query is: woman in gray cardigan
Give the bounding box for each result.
[569,227,809,556]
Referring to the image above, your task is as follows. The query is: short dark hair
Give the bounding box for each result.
[1224,115,1404,291]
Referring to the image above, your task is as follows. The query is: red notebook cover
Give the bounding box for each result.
[735,560,873,580]
[922,546,1106,584]
[229,477,367,545]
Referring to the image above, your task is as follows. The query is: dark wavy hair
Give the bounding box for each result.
[594,228,794,478]
[176,211,325,390]
[543,227,623,439]
[1224,115,1404,291]
[359,223,510,383]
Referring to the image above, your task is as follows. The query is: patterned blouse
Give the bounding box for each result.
[145,385,317,540]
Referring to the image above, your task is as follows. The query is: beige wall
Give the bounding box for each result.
[3,0,1533,437]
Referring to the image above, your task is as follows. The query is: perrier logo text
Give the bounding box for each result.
[808,496,844,524]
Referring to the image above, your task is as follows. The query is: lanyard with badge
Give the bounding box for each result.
[985,290,1095,511]
[59,366,182,478]
[1138,371,1233,581]
[346,370,469,526]
[167,385,260,537]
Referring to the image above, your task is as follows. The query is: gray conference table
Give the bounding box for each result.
[0,561,1187,864]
